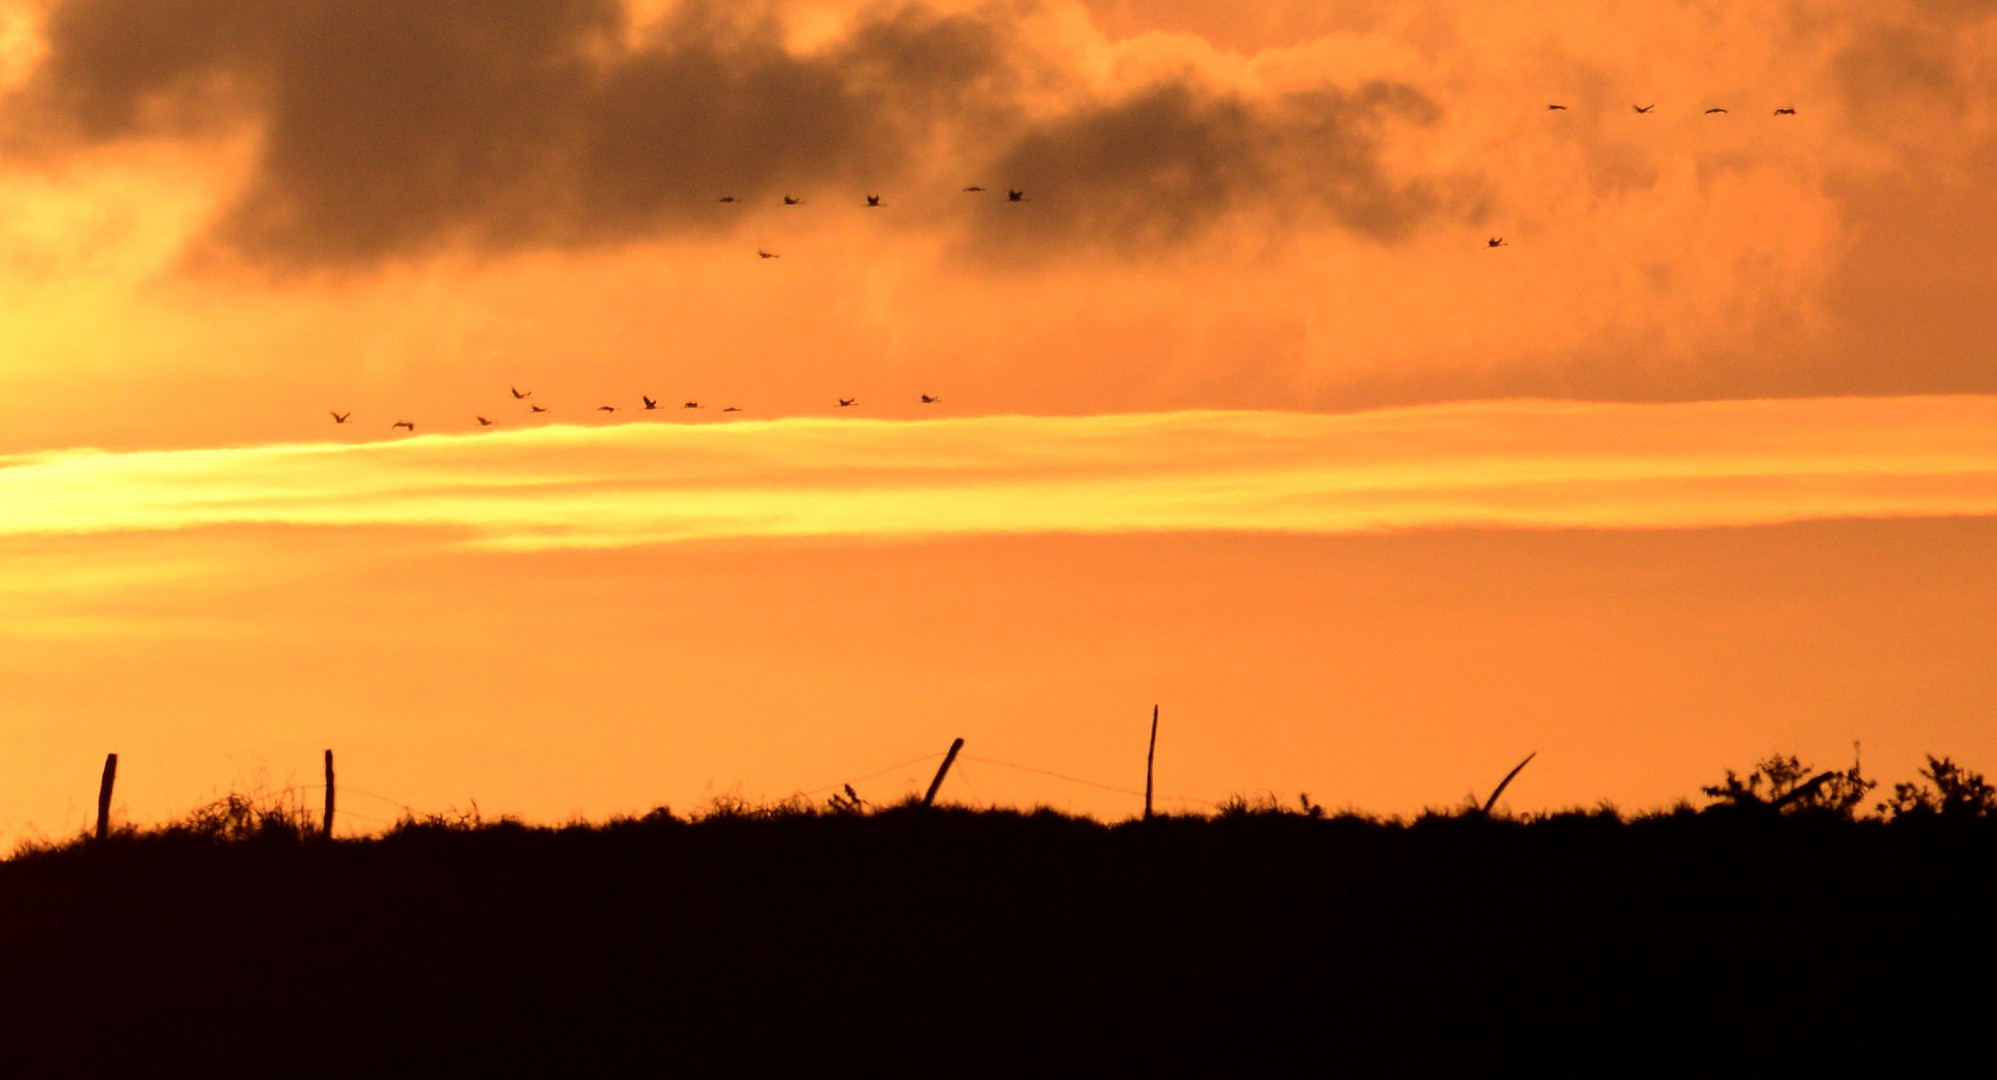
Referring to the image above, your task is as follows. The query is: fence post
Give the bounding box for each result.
[95,753,118,841]
[1480,751,1537,817]
[1144,705,1159,822]
[322,749,336,838]
[922,738,964,807]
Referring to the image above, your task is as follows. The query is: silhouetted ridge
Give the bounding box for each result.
[1,791,1992,1073]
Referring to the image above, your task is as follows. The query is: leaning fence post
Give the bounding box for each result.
[322,749,336,838]
[95,753,118,841]
[922,738,964,807]
[1144,705,1159,822]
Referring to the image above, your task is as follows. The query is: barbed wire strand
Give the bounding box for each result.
[959,753,1214,809]
[797,751,947,799]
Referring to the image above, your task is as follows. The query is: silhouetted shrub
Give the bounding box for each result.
[1879,755,1997,820]
[1702,750,1875,818]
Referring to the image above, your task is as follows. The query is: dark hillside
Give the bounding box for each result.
[1,804,1992,1075]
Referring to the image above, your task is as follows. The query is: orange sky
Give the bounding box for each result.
[2,0,1995,838]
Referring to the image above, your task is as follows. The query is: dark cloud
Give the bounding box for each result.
[976,81,1442,253]
[10,0,1446,268]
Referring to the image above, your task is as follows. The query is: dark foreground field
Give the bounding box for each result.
[2,799,1993,1076]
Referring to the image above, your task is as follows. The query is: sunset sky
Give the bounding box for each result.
[3,0,1996,838]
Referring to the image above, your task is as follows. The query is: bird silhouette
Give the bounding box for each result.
[1546,104,1568,111]
[866,195,882,207]
[392,420,415,431]
[1774,107,1797,115]
[837,398,857,408]
[1488,237,1507,248]
[530,404,549,413]
[475,416,493,427]
[683,401,700,409]
[1007,188,1026,202]
[758,249,780,259]
[511,387,532,399]
[782,195,801,205]
[597,405,617,413]
[722,406,742,412]
[330,411,351,424]
[642,396,659,410]
[963,185,985,192]
[1633,103,1655,113]
[717,196,737,203]
[920,394,939,404]
[1705,107,1728,114]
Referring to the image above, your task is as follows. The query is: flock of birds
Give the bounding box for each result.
[331,100,1800,432]
[330,185,1031,433]
[1487,100,1800,248]
[332,388,945,433]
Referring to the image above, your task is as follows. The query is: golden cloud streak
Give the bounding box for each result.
[5,397,1997,549]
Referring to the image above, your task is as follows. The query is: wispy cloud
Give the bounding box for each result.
[5,397,1997,550]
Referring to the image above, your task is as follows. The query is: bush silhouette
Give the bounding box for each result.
[1701,750,1875,817]
[1879,755,1997,820]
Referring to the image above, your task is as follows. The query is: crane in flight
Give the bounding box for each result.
[330,411,351,424]
[717,196,737,203]
[642,396,659,410]
[511,386,531,399]
[920,394,939,404]
[963,185,985,192]
[866,195,882,207]
[1632,103,1656,113]
[597,405,617,413]
[1008,188,1026,202]
[1705,107,1729,114]
[1488,237,1507,248]
[1545,104,1567,111]
[1774,107,1797,115]
[683,401,701,409]
[530,404,549,413]
[781,195,802,205]
[392,420,415,431]
[722,406,742,412]
[837,398,857,408]
[758,249,780,259]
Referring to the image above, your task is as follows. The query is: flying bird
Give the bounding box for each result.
[722,406,742,412]
[758,249,780,259]
[1705,107,1728,114]
[920,394,939,404]
[1487,237,1507,248]
[717,196,737,203]
[781,195,801,205]
[642,396,659,410]
[597,405,617,413]
[475,416,493,427]
[392,420,415,431]
[1007,188,1026,202]
[1774,107,1797,115]
[330,411,350,424]
[1545,104,1568,111]
[530,404,549,413]
[866,195,882,207]
[963,185,985,192]
[1632,103,1655,113]
[511,386,532,399]
[837,398,857,407]
[683,401,700,409]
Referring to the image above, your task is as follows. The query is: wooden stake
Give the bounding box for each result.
[922,738,964,807]
[95,753,117,841]
[322,749,336,839]
[1480,751,1537,817]
[1144,705,1159,822]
